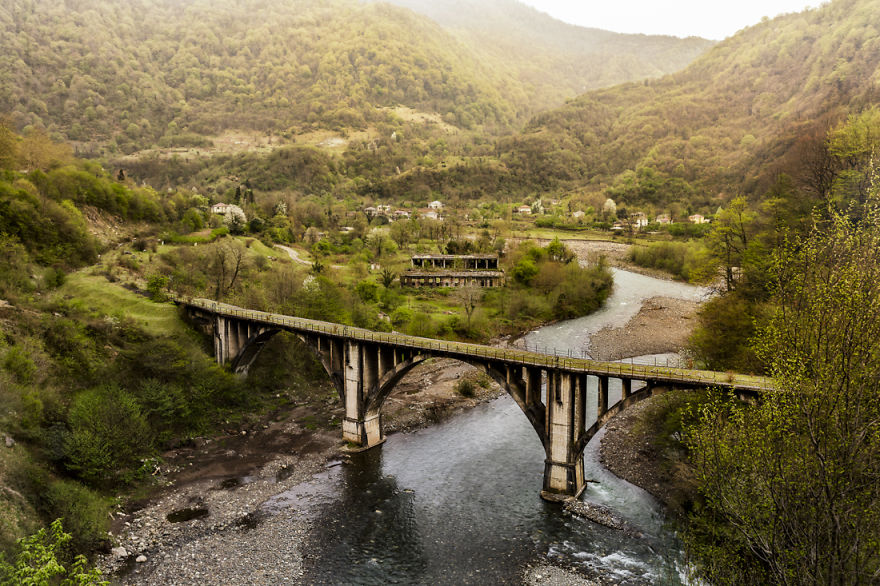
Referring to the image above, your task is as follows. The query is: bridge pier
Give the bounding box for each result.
[541,371,587,501]
[178,298,771,504]
[342,341,386,449]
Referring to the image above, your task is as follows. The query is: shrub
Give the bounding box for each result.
[454,378,476,397]
[42,480,110,554]
[64,386,152,486]
[0,519,106,584]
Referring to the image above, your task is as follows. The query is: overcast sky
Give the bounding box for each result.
[517,0,822,40]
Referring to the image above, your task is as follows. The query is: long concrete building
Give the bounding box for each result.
[402,254,504,288]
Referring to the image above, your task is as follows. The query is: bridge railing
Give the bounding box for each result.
[176,296,773,392]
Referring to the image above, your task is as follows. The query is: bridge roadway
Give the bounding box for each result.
[177,297,773,501]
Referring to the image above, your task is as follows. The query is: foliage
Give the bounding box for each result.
[498,0,880,205]
[0,519,106,585]
[627,240,714,282]
[63,385,153,486]
[685,190,880,583]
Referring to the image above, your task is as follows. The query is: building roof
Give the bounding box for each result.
[412,254,498,260]
[403,271,505,278]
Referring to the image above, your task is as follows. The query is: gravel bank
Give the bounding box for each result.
[102,240,700,584]
[589,297,699,362]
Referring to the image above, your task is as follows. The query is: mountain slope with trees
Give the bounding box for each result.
[0,0,711,158]
[378,0,713,110]
[498,0,880,212]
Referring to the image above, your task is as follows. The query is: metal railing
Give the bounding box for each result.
[176,296,774,392]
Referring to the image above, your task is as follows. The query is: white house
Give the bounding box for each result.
[631,212,648,229]
[689,214,709,224]
[211,202,231,215]
[516,205,532,215]
[656,214,672,225]
[428,200,444,210]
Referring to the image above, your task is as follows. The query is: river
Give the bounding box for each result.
[263,269,710,585]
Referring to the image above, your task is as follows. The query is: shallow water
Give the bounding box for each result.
[273,270,708,584]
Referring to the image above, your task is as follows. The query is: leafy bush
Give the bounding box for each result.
[628,241,714,282]
[64,386,153,486]
[0,519,106,585]
[454,378,475,397]
[42,481,110,554]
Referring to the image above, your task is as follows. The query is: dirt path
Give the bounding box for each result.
[274,244,344,270]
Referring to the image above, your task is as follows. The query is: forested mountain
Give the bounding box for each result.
[498,0,880,210]
[0,0,518,151]
[0,0,710,157]
[377,0,714,108]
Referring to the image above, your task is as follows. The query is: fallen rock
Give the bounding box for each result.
[563,499,643,538]
[111,547,128,558]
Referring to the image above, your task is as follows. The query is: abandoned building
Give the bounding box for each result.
[401,254,504,288]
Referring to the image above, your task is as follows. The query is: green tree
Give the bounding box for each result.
[708,197,756,292]
[686,192,880,584]
[0,520,106,585]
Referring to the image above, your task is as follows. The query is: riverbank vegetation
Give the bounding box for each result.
[0,125,615,572]
[630,112,880,583]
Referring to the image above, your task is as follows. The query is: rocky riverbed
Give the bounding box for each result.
[100,245,704,585]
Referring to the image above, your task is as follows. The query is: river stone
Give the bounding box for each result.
[5,436,14,448]
[136,555,147,563]
[111,547,128,558]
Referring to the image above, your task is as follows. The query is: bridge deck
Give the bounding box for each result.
[179,298,773,392]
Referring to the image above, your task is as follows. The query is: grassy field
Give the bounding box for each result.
[57,272,188,338]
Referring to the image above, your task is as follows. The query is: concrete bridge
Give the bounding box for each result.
[177,298,773,501]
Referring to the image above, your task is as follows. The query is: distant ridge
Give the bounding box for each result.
[496,0,880,207]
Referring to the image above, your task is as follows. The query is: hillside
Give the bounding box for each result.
[378,0,714,108]
[0,0,713,159]
[497,0,880,211]
[0,0,522,152]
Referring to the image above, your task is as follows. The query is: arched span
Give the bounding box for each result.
[365,355,429,417]
[575,383,657,456]
[231,327,281,374]
[462,360,548,452]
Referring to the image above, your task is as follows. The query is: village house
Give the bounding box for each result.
[516,205,532,215]
[689,214,709,224]
[393,210,411,219]
[631,212,648,229]
[210,202,231,214]
[656,214,672,225]
[428,200,444,210]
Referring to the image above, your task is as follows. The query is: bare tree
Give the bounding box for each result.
[211,239,245,299]
[457,284,482,332]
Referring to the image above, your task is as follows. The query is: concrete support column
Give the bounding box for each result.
[341,341,386,450]
[597,375,609,417]
[214,316,227,365]
[525,367,542,405]
[622,378,632,400]
[542,370,586,501]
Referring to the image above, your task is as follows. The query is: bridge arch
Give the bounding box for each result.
[179,298,772,500]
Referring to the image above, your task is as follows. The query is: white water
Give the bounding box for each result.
[282,269,709,584]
